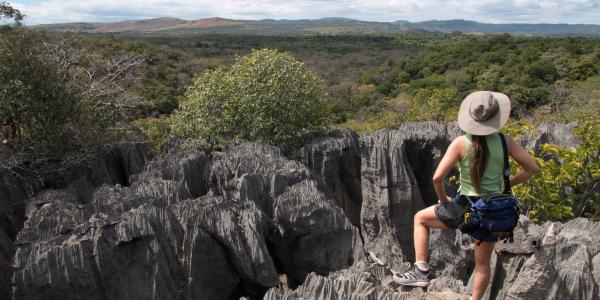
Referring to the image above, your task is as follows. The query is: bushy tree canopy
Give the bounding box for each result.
[173,48,329,147]
[0,25,143,172]
[0,28,117,169]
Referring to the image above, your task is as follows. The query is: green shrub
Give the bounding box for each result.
[172,49,329,148]
[403,87,459,122]
[504,118,600,223]
[505,84,551,114]
[343,111,400,133]
[407,74,447,92]
[132,117,172,152]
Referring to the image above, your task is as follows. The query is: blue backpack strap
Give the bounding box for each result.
[498,133,512,195]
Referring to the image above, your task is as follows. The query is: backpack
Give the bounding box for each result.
[459,133,520,244]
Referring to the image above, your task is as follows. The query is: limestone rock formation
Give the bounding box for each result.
[504,218,600,300]
[10,141,357,299]
[1,141,153,299]
[263,260,471,300]
[296,128,362,226]
[358,122,462,270]
[525,122,579,152]
[264,217,600,300]
[1,122,598,300]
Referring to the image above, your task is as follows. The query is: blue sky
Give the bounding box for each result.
[9,0,600,25]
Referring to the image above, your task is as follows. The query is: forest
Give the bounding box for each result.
[78,32,600,125]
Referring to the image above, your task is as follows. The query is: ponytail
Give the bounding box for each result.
[470,135,489,194]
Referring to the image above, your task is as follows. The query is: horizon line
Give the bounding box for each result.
[30,17,600,27]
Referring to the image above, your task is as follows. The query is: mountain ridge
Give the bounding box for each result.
[34,17,600,36]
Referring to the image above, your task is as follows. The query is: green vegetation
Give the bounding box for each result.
[355,34,600,125]
[132,117,172,152]
[85,33,598,129]
[172,49,329,148]
[0,28,118,171]
[0,3,141,172]
[83,34,419,119]
[504,119,599,223]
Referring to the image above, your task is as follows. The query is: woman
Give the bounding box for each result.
[393,91,539,300]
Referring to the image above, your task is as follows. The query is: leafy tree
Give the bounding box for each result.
[359,66,386,85]
[172,49,329,147]
[0,24,142,172]
[526,60,558,83]
[376,78,396,96]
[344,111,400,133]
[569,51,599,81]
[0,29,117,170]
[0,2,24,25]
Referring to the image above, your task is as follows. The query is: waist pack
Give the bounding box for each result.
[458,133,520,244]
[460,194,520,243]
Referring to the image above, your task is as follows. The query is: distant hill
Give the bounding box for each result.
[34,18,600,36]
[37,17,246,33]
[413,19,600,36]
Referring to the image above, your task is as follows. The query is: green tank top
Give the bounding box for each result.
[459,133,504,196]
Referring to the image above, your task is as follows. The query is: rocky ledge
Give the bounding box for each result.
[1,122,598,300]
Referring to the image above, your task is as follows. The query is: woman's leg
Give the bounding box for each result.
[471,240,495,300]
[413,205,447,261]
[395,205,448,286]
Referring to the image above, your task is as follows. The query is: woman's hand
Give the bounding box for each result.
[437,195,452,204]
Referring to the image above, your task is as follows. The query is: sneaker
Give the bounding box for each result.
[393,265,434,287]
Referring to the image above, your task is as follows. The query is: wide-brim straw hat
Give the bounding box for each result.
[458,91,511,135]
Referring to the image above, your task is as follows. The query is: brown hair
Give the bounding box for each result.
[470,135,489,194]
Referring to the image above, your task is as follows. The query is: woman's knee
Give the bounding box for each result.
[414,208,428,225]
[414,210,423,224]
[414,206,438,226]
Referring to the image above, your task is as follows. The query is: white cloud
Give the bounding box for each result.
[11,0,600,25]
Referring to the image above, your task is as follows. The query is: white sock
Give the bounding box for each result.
[415,260,429,272]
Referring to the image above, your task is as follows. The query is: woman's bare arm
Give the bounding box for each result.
[506,135,539,187]
[433,136,464,203]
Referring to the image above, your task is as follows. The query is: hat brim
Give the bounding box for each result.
[457,91,511,136]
